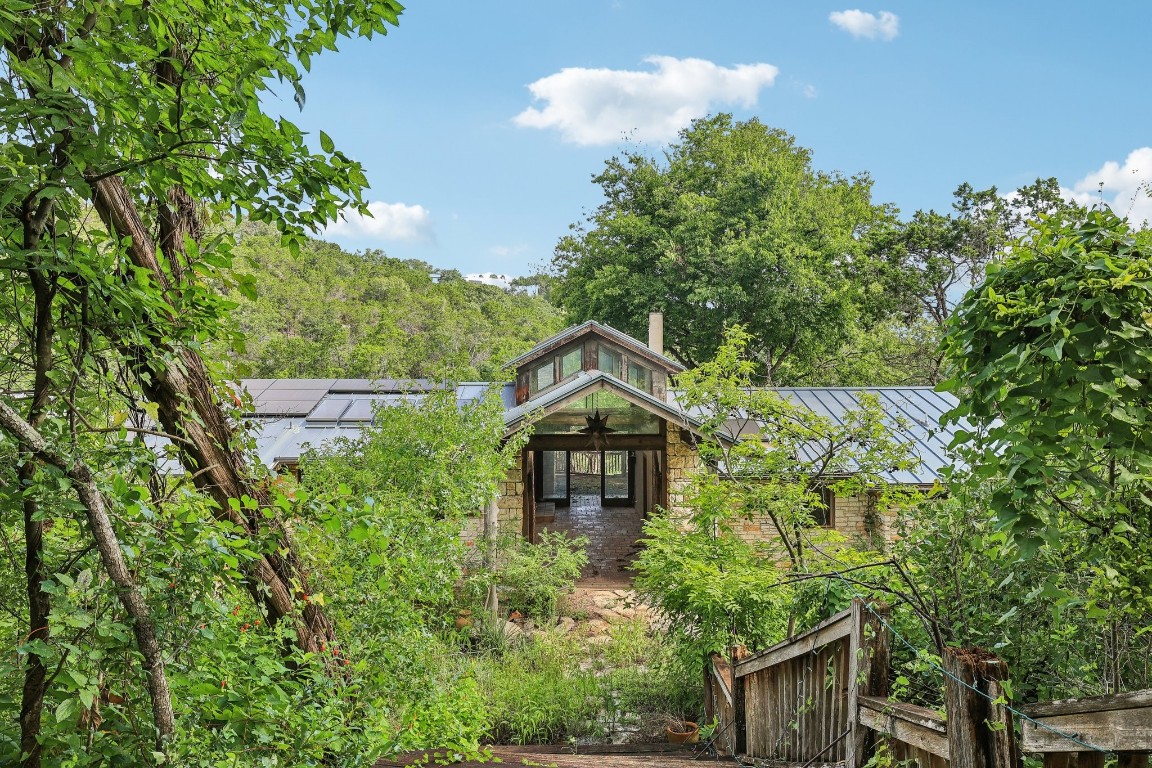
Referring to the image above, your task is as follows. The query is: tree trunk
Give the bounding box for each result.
[0,400,176,749]
[88,174,337,661]
[19,226,57,768]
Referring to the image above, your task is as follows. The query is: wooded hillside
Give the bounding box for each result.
[219,222,564,381]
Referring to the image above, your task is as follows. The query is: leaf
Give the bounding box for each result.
[55,698,79,724]
[319,130,334,153]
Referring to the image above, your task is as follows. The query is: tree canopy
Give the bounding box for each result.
[220,223,564,381]
[552,114,892,384]
[942,208,1152,616]
[0,0,405,762]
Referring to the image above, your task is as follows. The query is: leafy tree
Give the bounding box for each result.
[220,223,564,380]
[941,207,1152,626]
[870,179,1078,382]
[0,0,402,760]
[552,114,893,383]
[635,326,924,655]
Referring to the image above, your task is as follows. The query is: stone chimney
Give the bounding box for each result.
[648,311,664,355]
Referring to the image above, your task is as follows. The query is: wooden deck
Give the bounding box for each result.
[377,743,737,768]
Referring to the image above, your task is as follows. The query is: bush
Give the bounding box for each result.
[471,532,588,621]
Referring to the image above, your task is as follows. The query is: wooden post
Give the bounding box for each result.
[1043,753,1072,768]
[847,599,891,768]
[704,655,716,730]
[1118,754,1151,768]
[483,496,499,616]
[732,647,748,756]
[943,647,1017,768]
[1075,753,1106,768]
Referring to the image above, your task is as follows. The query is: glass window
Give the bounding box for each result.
[627,362,651,392]
[597,346,622,378]
[534,361,555,392]
[539,451,568,500]
[561,346,582,378]
[603,451,630,499]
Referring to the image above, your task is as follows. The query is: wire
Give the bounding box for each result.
[850,589,1110,754]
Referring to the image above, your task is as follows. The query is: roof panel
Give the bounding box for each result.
[308,398,353,422]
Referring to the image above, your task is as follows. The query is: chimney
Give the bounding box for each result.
[648,311,664,354]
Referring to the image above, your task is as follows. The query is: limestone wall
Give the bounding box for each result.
[496,451,524,530]
[665,427,700,520]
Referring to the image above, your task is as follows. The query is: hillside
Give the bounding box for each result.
[218,223,564,381]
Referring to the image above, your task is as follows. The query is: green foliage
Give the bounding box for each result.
[636,326,923,659]
[552,114,894,383]
[220,222,564,380]
[633,510,793,657]
[294,387,521,758]
[477,531,589,621]
[942,208,1152,617]
[465,621,700,745]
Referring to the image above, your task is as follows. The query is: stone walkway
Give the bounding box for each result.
[539,472,646,581]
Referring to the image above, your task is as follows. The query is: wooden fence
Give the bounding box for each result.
[704,598,1151,768]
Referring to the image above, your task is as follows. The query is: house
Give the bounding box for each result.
[241,317,960,580]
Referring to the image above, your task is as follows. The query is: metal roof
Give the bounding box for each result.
[204,378,963,484]
[770,387,960,485]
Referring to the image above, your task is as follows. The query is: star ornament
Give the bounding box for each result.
[578,409,617,449]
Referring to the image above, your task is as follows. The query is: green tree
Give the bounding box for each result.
[941,207,1152,625]
[0,0,401,760]
[635,326,924,656]
[220,223,563,380]
[867,179,1077,382]
[552,114,892,383]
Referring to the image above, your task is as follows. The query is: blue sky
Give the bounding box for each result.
[284,2,1152,277]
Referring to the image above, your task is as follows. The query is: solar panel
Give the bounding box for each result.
[308,398,353,422]
[342,397,381,421]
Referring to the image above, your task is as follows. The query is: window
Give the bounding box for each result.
[533,362,555,392]
[561,346,583,378]
[810,486,834,527]
[597,346,622,378]
[539,451,568,500]
[627,361,651,392]
[603,451,631,499]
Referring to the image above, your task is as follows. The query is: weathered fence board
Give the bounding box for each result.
[1021,689,1152,753]
[858,696,948,759]
[705,654,737,756]
[735,608,853,679]
[713,599,1150,768]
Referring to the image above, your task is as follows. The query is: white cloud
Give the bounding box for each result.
[1063,147,1152,228]
[513,55,779,146]
[829,10,900,41]
[803,84,818,99]
[324,201,434,243]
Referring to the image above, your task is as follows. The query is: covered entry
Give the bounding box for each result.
[500,320,697,583]
[526,446,665,582]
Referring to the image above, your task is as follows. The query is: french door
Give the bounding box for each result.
[535,449,634,506]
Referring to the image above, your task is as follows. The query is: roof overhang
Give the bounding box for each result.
[502,370,709,440]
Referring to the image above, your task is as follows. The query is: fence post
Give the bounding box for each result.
[943,647,1017,768]
[731,645,747,756]
[847,600,891,768]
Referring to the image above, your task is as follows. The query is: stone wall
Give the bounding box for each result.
[496,450,524,530]
[665,427,701,520]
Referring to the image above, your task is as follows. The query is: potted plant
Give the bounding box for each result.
[664,715,699,744]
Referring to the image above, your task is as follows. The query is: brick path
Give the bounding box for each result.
[539,471,645,584]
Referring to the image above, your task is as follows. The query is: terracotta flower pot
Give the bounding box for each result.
[667,721,699,744]
[455,609,473,629]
